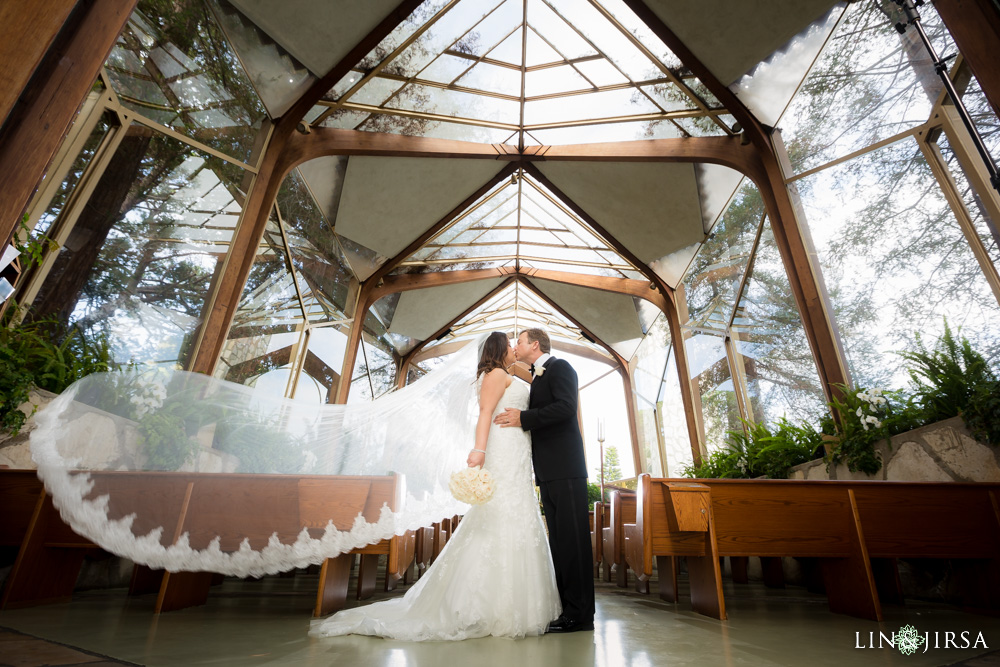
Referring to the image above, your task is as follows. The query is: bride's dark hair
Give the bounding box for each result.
[476,331,510,379]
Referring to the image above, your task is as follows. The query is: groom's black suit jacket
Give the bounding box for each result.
[520,357,588,483]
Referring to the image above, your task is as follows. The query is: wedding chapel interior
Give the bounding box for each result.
[2,0,1000,664]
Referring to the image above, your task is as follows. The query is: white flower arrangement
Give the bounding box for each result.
[130,375,168,419]
[449,466,495,505]
[534,365,546,377]
[855,387,886,431]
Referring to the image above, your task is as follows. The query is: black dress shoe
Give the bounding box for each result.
[546,618,594,633]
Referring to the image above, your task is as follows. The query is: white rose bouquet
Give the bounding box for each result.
[449,466,496,505]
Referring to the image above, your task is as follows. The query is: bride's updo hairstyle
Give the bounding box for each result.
[476,331,510,379]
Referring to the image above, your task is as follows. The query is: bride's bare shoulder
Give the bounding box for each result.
[484,367,512,387]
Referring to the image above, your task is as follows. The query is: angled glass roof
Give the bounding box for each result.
[390,167,645,278]
[312,0,734,145]
[419,280,611,359]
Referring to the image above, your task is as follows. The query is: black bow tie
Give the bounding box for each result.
[529,364,535,374]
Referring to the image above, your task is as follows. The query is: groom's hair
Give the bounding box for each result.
[522,328,550,354]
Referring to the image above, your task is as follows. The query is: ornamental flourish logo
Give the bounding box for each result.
[855,626,988,655]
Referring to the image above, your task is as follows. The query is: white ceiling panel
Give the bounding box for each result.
[639,0,839,86]
[531,278,643,345]
[336,157,505,260]
[388,277,506,340]
[230,0,404,77]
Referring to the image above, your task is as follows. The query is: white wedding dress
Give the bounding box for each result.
[310,377,561,641]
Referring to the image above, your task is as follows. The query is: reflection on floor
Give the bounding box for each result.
[2,574,1000,666]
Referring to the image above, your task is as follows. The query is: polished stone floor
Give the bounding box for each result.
[2,574,1000,667]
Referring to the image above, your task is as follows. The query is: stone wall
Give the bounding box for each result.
[787,416,1000,482]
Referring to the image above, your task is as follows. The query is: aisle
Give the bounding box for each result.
[2,575,1000,666]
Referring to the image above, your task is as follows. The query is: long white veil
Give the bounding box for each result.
[29,335,488,578]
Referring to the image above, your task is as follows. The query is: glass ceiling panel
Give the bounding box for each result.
[317,0,729,143]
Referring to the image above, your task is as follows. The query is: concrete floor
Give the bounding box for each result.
[2,575,1000,666]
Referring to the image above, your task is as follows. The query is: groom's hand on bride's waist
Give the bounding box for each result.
[494,408,521,428]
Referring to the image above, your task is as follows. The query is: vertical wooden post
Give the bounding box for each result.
[334,280,371,404]
[0,0,137,246]
[619,361,643,476]
[665,286,705,465]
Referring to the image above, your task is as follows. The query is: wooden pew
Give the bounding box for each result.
[590,503,602,578]
[624,475,1000,622]
[0,469,417,615]
[601,488,637,588]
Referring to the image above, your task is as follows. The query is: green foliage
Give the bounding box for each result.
[214,414,305,474]
[587,482,603,511]
[965,379,1000,446]
[900,320,996,424]
[12,214,58,269]
[899,320,1000,446]
[683,418,819,480]
[137,410,195,471]
[595,445,623,484]
[0,312,111,434]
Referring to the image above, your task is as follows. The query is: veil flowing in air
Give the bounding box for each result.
[29,335,489,578]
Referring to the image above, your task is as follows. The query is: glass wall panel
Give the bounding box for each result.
[686,333,741,452]
[680,180,761,334]
[580,371,635,482]
[936,135,1000,269]
[658,351,692,477]
[28,125,238,368]
[782,0,945,174]
[733,221,827,425]
[216,217,303,384]
[106,1,267,164]
[35,110,118,235]
[348,332,398,404]
[795,136,1000,385]
[276,168,354,321]
[631,313,670,475]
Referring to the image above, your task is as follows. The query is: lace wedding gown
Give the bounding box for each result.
[310,377,561,641]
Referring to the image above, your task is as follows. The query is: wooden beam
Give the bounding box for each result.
[279,127,516,169]
[0,0,77,129]
[0,0,137,247]
[370,265,668,312]
[536,136,763,177]
[663,285,704,466]
[333,279,374,404]
[619,359,645,476]
[933,0,1000,119]
[190,0,424,374]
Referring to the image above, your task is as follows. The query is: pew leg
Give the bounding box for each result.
[820,489,881,621]
[730,556,749,584]
[634,573,650,595]
[357,554,379,600]
[760,557,785,588]
[656,556,679,602]
[798,558,826,595]
[129,564,164,596]
[953,558,1000,613]
[155,571,213,613]
[614,560,629,588]
[871,558,905,606]
[686,513,726,620]
[0,493,87,610]
[601,559,612,582]
[315,555,353,617]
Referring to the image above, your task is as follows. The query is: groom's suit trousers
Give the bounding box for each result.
[539,477,595,623]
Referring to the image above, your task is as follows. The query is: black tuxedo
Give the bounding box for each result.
[520,356,595,624]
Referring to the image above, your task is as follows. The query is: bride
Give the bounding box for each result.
[310,331,562,641]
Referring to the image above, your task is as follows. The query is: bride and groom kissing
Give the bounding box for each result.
[311,328,595,640]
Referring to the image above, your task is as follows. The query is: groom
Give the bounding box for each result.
[495,328,595,633]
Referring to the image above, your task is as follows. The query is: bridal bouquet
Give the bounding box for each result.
[449,466,495,505]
